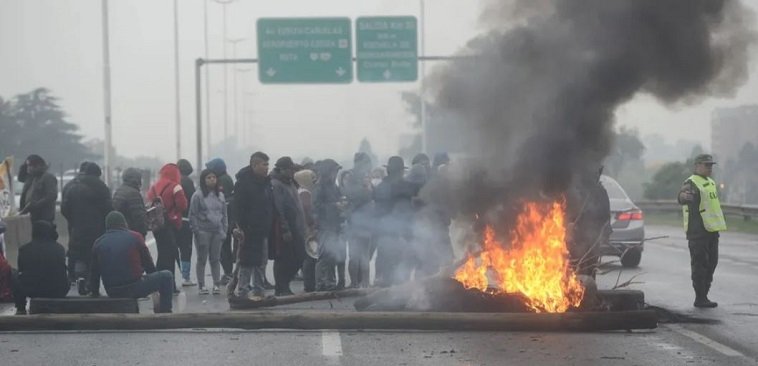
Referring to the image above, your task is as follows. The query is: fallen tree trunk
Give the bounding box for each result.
[229,288,374,310]
[0,310,657,332]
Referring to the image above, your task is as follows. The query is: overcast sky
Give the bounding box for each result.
[2,0,757,163]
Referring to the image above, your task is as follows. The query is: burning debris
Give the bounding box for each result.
[454,201,584,313]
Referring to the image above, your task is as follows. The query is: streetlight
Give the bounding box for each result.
[173,0,181,160]
[101,0,113,186]
[419,0,428,154]
[212,0,237,142]
[202,0,211,161]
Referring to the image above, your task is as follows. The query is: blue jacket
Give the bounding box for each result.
[90,229,156,292]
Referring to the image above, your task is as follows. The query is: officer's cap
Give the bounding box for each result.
[694,154,717,165]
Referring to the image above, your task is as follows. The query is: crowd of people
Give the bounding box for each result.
[0,150,455,313]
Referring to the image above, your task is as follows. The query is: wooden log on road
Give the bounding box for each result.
[229,288,375,310]
[0,310,658,332]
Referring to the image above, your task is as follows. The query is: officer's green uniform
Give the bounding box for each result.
[678,154,726,307]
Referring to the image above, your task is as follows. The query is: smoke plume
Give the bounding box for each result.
[431,0,755,226]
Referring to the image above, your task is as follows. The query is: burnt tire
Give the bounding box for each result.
[620,248,642,268]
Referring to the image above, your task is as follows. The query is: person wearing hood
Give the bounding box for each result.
[61,161,112,293]
[232,152,274,298]
[269,156,307,296]
[112,168,148,236]
[205,158,235,284]
[177,159,197,287]
[343,152,375,288]
[18,155,58,223]
[294,169,318,292]
[12,221,70,315]
[147,163,188,291]
[89,211,173,313]
[189,169,228,295]
[313,159,345,291]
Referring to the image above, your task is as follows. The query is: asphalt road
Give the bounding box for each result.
[2,224,758,365]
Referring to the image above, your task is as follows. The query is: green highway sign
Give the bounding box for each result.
[257,17,353,84]
[356,16,418,82]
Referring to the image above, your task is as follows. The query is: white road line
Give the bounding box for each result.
[666,324,744,357]
[322,331,343,357]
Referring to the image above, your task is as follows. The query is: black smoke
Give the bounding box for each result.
[431,0,754,227]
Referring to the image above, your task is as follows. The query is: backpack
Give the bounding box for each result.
[146,184,171,232]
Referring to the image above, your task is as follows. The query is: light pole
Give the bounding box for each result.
[419,0,427,154]
[101,0,113,186]
[173,0,181,160]
[242,91,255,147]
[203,0,211,161]
[227,37,247,142]
[212,0,236,143]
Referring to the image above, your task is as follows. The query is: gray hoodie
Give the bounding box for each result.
[189,190,228,236]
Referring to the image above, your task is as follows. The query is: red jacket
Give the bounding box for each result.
[147,164,188,230]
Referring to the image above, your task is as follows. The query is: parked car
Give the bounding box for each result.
[600,175,645,268]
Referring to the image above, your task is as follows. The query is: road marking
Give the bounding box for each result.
[666,324,744,357]
[322,331,343,357]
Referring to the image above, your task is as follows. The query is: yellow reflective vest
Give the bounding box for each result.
[683,175,727,233]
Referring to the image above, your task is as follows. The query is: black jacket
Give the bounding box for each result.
[178,160,196,219]
[112,169,147,236]
[20,169,58,223]
[62,173,112,249]
[233,166,274,237]
[17,238,70,297]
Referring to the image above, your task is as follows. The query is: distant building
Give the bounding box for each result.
[711,105,758,163]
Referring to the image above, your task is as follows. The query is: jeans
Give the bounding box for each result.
[316,230,340,291]
[153,225,178,285]
[177,220,194,280]
[195,230,223,288]
[220,227,234,277]
[237,264,266,297]
[106,270,174,313]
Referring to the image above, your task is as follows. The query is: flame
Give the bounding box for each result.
[454,201,585,313]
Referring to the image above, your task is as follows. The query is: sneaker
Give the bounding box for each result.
[198,287,209,295]
[173,287,181,296]
[182,279,197,287]
[212,286,221,295]
[77,278,89,296]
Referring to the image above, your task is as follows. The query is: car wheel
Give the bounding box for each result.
[620,247,642,268]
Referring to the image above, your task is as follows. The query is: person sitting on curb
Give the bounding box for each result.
[12,220,70,315]
[89,211,173,313]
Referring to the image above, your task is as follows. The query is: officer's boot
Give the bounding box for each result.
[694,285,718,308]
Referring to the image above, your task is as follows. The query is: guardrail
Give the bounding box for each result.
[636,200,758,222]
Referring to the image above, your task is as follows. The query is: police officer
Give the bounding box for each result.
[678,154,726,308]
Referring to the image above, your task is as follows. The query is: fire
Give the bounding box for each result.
[454,201,585,313]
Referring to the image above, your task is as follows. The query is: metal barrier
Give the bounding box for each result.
[636,200,758,222]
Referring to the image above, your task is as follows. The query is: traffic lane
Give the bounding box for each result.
[2,327,755,366]
[597,224,758,360]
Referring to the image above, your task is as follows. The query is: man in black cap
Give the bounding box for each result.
[12,221,70,315]
[269,157,307,296]
[678,154,726,308]
[61,161,112,293]
[18,155,58,223]
[373,156,415,286]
